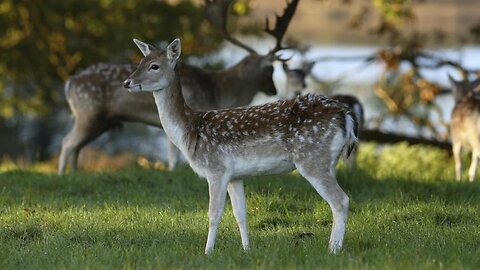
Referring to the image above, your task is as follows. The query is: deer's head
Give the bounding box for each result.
[124,39,181,92]
[204,0,299,97]
[231,53,277,96]
[448,74,480,102]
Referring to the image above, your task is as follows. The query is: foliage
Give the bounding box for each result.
[357,142,453,180]
[346,0,478,139]
[371,0,417,36]
[0,0,223,118]
[0,143,479,269]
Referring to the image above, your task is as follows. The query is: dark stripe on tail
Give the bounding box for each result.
[343,111,359,159]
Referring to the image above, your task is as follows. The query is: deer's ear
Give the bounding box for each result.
[167,38,181,62]
[133,39,154,57]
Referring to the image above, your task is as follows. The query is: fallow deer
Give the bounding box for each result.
[449,74,480,181]
[58,0,298,175]
[124,38,358,255]
[282,62,364,169]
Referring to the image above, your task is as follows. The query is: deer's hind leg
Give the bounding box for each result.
[468,148,480,182]
[295,158,349,254]
[58,116,111,175]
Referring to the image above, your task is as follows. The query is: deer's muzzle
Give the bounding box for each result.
[123,79,142,92]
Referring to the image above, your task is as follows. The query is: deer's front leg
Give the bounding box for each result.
[205,174,229,255]
[227,179,250,251]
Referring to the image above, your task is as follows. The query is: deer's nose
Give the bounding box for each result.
[123,79,131,88]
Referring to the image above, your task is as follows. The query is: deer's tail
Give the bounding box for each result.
[342,111,359,160]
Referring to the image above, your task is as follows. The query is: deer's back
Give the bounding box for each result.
[65,63,160,125]
[188,94,351,174]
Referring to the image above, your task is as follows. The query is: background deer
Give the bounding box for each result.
[124,38,358,255]
[281,61,364,169]
[58,0,298,174]
[449,74,480,181]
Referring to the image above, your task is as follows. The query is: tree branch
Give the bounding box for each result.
[361,129,452,152]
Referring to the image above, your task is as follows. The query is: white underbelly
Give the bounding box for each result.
[228,156,295,178]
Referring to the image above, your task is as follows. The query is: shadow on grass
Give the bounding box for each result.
[244,167,480,205]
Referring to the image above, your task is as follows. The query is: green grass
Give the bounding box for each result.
[0,143,479,269]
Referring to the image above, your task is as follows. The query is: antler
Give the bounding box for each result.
[203,0,257,54]
[264,0,300,53]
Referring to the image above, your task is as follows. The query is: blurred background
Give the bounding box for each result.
[1,0,479,172]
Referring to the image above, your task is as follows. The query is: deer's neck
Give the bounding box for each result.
[152,72,193,155]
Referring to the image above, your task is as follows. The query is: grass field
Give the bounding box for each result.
[0,143,479,269]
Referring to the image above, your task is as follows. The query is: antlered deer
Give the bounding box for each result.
[449,74,480,181]
[58,0,297,174]
[282,62,364,169]
[124,38,358,254]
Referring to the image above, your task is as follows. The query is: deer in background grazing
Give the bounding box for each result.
[58,0,299,174]
[124,38,358,254]
[282,62,364,170]
[449,74,480,181]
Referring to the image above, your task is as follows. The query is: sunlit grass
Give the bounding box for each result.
[0,147,161,174]
[0,143,479,269]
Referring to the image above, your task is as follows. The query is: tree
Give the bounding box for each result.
[0,0,223,118]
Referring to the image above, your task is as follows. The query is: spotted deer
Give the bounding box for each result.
[449,74,480,181]
[124,38,358,254]
[282,62,364,170]
[58,0,298,174]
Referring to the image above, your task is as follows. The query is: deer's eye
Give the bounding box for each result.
[149,64,159,70]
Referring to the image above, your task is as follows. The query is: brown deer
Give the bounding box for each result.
[58,0,299,174]
[282,62,364,170]
[124,38,358,255]
[449,74,480,181]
